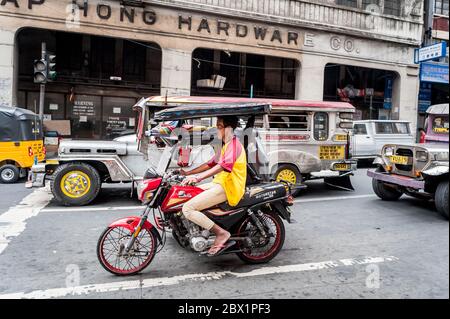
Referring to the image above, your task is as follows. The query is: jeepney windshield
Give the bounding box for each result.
[431,116,449,134]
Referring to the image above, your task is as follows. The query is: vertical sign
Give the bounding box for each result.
[383,77,393,110]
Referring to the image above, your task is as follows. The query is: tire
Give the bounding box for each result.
[97,226,158,276]
[273,164,302,197]
[435,181,449,220]
[0,164,20,184]
[372,167,403,201]
[236,211,285,264]
[51,162,101,206]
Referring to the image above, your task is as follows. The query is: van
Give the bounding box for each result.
[352,120,415,160]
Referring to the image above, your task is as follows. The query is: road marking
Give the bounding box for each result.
[40,194,377,213]
[40,205,143,213]
[0,255,398,299]
[0,186,53,255]
[294,194,376,203]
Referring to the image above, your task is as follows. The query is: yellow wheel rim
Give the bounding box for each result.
[276,169,297,184]
[60,170,91,199]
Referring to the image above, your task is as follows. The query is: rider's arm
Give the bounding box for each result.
[196,164,224,182]
[182,163,211,176]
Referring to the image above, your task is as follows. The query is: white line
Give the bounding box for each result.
[40,194,377,213]
[40,205,143,213]
[294,194,376,203]
[0,186,53,255]
[0,255,399,299]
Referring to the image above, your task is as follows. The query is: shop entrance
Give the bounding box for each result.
[16,28,162,140]
[191,48,299,99]
[323,64,398,120]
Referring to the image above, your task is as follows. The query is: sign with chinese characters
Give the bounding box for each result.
[414,42,447,64]
[420,62,449,84]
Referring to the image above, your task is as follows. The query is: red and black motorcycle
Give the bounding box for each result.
[97,167,295,276]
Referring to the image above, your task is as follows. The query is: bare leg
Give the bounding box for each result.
[208,224,231,254]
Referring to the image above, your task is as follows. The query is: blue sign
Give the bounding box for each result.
[418,82,432,113]
[414,42,447,64]
[383,77,393,109]
[420,62,449,84]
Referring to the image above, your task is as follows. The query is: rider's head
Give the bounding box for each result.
[217,116,238,141]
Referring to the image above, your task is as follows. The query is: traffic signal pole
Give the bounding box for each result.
[38,42,46,121]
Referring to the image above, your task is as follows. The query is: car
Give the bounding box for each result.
[352,120,415,161]
[367,105,449,219]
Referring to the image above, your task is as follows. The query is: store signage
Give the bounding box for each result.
[418,82,432,113]
[1,0,314,48]
[414,42,447,64]
[420,62,449,84]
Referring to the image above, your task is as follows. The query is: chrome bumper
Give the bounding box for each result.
[367,170,425,190]
[25,163,47,188]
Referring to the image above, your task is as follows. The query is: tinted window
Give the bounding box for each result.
[375,122,394,134]
[354,124,368,135]
[394,123,410,134]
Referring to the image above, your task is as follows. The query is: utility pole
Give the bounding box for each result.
[38,42,46,121]
[424,0,434,46]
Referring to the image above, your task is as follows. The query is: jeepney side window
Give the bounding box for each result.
[314,112,329,141]
[268,113,309,130]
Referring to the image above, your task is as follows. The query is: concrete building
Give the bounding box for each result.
[0,0,424,139]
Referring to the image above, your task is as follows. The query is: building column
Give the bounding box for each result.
[392,67,420,134]
[295,54,326,101]
[0,30,15,107]
[160,47,192,96]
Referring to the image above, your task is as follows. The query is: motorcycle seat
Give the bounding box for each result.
[217,182,287,211]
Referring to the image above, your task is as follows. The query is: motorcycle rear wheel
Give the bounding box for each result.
[97,225,157,276]
[235,211,285,264]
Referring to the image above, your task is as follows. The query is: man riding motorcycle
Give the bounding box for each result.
[179,115,247,256]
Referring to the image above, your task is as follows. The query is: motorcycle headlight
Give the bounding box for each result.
[416,151,428,162]
[384,147,395,157]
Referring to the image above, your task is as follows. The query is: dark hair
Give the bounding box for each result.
[418,127,424,132]
[218,115,239,130]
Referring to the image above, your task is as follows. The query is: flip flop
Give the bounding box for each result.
[206,241,236,257]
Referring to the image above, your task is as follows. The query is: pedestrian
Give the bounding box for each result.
[418,128,426,144]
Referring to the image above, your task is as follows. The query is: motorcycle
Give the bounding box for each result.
[97,102,297,276]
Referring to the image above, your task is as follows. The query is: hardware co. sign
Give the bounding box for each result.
[0,0,316,48]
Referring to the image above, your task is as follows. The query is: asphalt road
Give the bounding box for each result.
[0,168,448,299]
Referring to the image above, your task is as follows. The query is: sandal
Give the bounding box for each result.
[206,241,236,257]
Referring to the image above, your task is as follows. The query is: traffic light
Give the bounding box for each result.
[33,59,47,84]
[47,53,57,81]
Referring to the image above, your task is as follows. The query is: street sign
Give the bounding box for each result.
[414,42,447,64]
[420,62,449,84]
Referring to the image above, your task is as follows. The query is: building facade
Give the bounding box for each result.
[0,0,424,139]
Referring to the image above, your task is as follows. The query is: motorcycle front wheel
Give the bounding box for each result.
[235,211,285,264]
[97,225,157,276]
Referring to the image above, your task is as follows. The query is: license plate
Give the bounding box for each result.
[319,145,345,160]
[389,155,409,165]
[333,134,348,142]
[333,163,351,171]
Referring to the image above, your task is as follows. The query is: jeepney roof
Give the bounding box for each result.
[426,104,449,115]
[154,102,272,121]
[146,96,355,112]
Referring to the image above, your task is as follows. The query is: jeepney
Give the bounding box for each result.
[143,96,357,192]
[367,104,449,219]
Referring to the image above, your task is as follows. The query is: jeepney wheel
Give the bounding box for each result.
[273,164,302,197]
[51,162,101,206]
[0,164,20,184]
[372,167,403,201]
[435,181,449,220]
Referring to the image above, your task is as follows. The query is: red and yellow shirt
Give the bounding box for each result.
[207,136,247,206]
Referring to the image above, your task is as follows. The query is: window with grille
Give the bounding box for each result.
[269,113,309,131]
[336,0,358,8]
[384,0,401,16]
[435,0,449,15]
